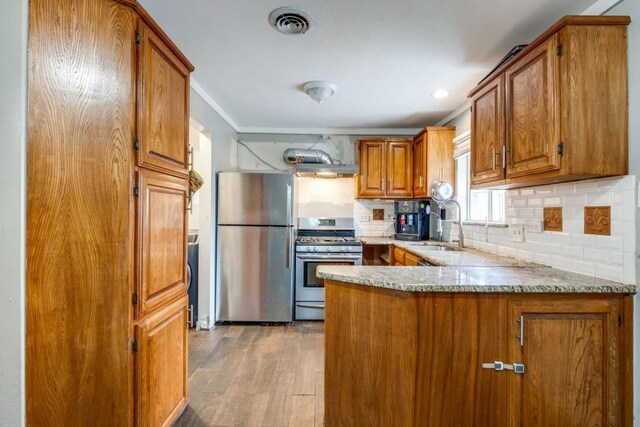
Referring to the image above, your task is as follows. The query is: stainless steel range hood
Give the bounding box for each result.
[283,148,359,177]
[294,163,359,178]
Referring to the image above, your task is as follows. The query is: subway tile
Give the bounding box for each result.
[562,246,583,259]
[517,208,535,219]
[622,189,635,221]
[597,177,626,190]
[534,187,554,195]
[563,195,586,207]
[527,197,543,207]
[586,192,612,205]
[550,256,573,271]
[543,243,563,255]
[573,180,600,193]
[571,259,596,276]
[610,251,624,265]
[623,253,637,284]
[544,196,562,206]
[572,233,595,247]
[594,235,623,251]
[595,263,624,282]
[533,252,552,266]
[548,233,572,245]
[512,198,527,208]
[583,247,610,263]
[563,220,582,234]
[519,189,535,196]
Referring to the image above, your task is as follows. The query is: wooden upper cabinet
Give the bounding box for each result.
[137,20,192,177]
[357,138,422,199]
[387,140,413,198]
[358,140,387,198]
[137,170,189,318]
[413,127,456,197]
[468,16,629,189]
[471,77,505,185]
[508,297,626,426]
[505,35,560,178]
[135,296,188,427]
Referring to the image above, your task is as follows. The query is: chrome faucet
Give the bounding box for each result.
[437,198,465,249]
[430,180,465,250]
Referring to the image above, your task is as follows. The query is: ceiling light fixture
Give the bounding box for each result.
[430,89,450,98]
[302,81,338,103]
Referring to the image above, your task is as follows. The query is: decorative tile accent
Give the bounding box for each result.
[543,207,563,231]
[584,206,611,236]
[373,209,384,221]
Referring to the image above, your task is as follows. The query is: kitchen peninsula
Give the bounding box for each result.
[318,245,636,426]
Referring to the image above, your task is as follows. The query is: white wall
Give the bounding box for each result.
[0,0,28,425]
[189,89,238,328]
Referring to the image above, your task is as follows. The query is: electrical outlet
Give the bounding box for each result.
[359,215,371,223]
[387,214,395,222]
[510,224,525,242]
[525,220,543,233]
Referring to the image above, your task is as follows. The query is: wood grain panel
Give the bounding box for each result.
[506,34,561,178]
[413,294,507,426]
[135,296,188,427]
[471,77,505,185]
[137,170,189,317]
[508,297,623,427]
[137,19,191,177]
[387,139,413,198]
[425,127,456,192]
[357,140,386,198]
[325,281,418,426]
[563,25,628,176]
[26,0,135,424]
[412,132,427,197]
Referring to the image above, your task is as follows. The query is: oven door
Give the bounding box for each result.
[295,253,362,303]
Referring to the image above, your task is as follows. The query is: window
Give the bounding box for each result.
[455,153,505,222]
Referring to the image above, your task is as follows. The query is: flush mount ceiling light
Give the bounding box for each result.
[302,81,338,103]
[430,89,450,98]
[269,7,314,35]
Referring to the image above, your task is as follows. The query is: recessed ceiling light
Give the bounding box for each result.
[431,89,450,99]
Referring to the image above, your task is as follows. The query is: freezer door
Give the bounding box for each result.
[218,172,294,226]
[216,225,294,322]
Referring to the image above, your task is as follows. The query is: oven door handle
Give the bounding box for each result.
[296,254,362,260]
[296,303,325,310]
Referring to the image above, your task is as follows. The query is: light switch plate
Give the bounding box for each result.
[510,224,525,242]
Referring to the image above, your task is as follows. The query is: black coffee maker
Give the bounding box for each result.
[394,199,430,241]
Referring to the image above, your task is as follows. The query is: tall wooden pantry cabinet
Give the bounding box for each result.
[26,0,193,425]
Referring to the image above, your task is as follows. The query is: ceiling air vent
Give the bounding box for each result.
[269,7,313,35]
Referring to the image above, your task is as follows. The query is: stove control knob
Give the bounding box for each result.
[340,247,346,252]
[313,247,318,252]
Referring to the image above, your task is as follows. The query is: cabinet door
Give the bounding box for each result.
[425,129,456,191]
[358,140,386,198]
[471,76,505,185]
[508,297,624,426]
[404,252,420,266]
[137,20,191,176]
[413,133,427,198]
[138,170,188,317]
[135,296,188,427]
[505,35,561,178]
[387,140,413,198]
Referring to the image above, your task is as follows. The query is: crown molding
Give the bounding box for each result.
[236,127,421,136]
[435,100,471,126]
[190,78,240,131]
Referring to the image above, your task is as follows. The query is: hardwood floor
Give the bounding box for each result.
[173,322,325,427]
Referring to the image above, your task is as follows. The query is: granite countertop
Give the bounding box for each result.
[321,236,638,294]
[317,266,637,294]
[358,236,538,267]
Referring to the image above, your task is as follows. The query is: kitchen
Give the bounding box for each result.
[0,0,640,425]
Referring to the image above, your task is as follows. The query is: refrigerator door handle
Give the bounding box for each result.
[286,184,292,226]
[286,227,291,269]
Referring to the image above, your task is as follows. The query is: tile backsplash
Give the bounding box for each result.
[452,175,637,284]
[354,200,395,237]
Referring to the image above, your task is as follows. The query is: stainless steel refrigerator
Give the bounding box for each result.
[216,172,295,322]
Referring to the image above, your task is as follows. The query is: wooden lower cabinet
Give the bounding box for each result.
[135,296,189,427]
[325,282,632,426]
[508,297,629,426]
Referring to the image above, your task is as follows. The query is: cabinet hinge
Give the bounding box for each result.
[618,314,623,327]
[131,339,139,353]
[133,185,139,198]
[557,143,564,156]
[133,137,139,150]
[132,292,138,305]
[556,44,563,56]
[135,32,141,45]
[470,106,473,113]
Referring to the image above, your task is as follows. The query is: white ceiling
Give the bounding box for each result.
[140,0,603,134]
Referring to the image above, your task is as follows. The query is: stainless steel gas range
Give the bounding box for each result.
[295,217,363,320]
